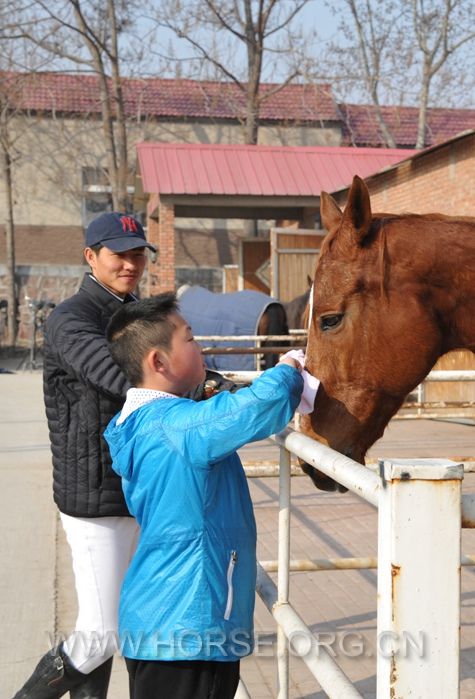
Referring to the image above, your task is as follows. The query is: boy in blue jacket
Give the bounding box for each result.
[104,292,304,699]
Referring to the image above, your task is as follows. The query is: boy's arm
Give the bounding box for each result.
[161,362,303,468]
[186,358,301,401]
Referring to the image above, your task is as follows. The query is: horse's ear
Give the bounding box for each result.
[320,191,343,233]
[342,175,372,244]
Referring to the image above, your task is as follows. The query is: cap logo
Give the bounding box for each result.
[120,216,139,234]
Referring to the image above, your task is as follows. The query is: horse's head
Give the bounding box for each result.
[300,176,443,491]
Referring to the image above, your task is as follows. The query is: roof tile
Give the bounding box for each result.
[340,103,475,147]
[2,72,472,148]
[1,71,338,122]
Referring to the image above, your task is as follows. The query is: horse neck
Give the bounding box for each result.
[389,218,475,353]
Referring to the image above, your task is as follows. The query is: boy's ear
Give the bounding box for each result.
[145,348,167,375]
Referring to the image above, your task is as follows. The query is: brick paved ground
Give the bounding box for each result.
[1,373,474,698]
[240,470,475,698]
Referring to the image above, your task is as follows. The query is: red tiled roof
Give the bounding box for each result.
[0,71,338,122]
[3,72,472,148]
[340,103,475,148]
[137,142,415,196]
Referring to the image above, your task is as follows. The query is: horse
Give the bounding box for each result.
[177,285,289,371]
[283,276,312,330]
[300,175,475,492]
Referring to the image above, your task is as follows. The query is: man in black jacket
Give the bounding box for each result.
[13,213,153,699]
[13,213,238,699]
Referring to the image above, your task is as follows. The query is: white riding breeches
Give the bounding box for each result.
[60,513,139,673]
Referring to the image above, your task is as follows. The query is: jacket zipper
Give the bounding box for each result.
[224,550,237,620]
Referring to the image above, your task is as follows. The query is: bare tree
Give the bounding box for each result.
[15,0,144,210]
[411,0,475,148]
[0,74,20,344]
[0,0,37,344]
[321,0,475,147]
[151,0,312,145]
[333,0,401,147]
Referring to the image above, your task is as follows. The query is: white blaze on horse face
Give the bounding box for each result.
[308,283,314,332]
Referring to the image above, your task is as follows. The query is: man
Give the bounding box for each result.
[13,212,154,699]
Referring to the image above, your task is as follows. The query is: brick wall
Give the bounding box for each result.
[147,203,176,295]
[0,225,85,265]
[334,133,475,216]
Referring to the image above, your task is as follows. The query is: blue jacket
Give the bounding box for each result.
[104,364,302,662]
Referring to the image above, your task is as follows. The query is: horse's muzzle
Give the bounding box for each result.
[298,459,348,493]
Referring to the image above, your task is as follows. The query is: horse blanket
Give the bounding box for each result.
[178,286,280,370]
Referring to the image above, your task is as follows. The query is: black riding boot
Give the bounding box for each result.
[12,644,86,698]
[69,658,113,699]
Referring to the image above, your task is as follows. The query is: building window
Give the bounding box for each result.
[82,167,113,227]
[81,167,134,227]
[175,267,224,293]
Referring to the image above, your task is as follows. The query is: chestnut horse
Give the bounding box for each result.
[300,175,475,492]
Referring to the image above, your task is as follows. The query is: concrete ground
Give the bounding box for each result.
[1,371,474,698]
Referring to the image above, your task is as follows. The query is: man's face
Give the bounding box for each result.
[84,246,146,297]
[164,313,206,395]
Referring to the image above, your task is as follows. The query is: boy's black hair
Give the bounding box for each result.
[107,292,179,386]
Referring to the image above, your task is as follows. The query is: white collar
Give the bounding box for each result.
[117,387,177,425]
[88,274,138,303]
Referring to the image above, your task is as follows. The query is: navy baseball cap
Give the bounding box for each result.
[85,212,156,253]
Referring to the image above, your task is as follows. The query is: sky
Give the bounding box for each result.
[142,0,475,108]
[144,0,338,81]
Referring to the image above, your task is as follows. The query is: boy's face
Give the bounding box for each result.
[84,246,146,297]
[165,312,206,394]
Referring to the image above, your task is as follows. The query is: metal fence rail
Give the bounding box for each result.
[250,427,468,698]
[218,354,474,695]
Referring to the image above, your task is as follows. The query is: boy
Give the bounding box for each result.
[104,293,305,699]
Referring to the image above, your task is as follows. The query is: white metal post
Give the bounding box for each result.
[377,459,463,699]
[277,446,291,699]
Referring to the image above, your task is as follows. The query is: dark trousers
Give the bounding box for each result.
[125,658,240,699]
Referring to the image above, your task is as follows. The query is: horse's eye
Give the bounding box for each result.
[320,314,343,332]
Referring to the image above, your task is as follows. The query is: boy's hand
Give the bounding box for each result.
[278,349,305,371]
[279,357,302,371]
[278,349,321,414]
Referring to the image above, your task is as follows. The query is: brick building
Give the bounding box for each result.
[0,72,474,341]
[331,130,475,216]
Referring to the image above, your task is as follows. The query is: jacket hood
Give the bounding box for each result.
[104,412,138,481]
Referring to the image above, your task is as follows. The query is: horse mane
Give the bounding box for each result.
[378,223,389,301]
[370,212,475,300]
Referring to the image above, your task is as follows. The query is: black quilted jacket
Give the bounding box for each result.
[43,273,241,517]
[43,274,133,517]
